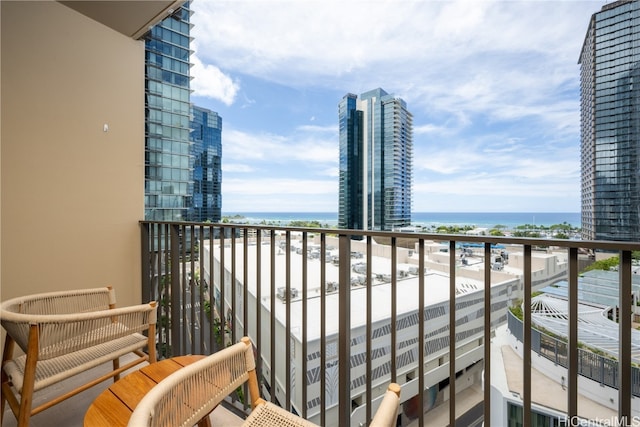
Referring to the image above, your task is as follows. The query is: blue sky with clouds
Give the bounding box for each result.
[189,0,602,213]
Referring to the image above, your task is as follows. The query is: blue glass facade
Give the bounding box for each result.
[338,88,413,231]
[189,106,222,222]
[338,94,363,230]
[144,3,193,221]
[579,0,640,242]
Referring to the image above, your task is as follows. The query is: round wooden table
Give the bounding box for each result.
[84,355,205,427]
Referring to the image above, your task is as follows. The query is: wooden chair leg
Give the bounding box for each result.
[197,414,212,427]
[17,325,39,427]
[113,358,121,382]
[147,319,157,364]
[1,336,16,424]
[1,373,6,425]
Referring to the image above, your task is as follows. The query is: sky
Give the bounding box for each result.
[189,0,603,213]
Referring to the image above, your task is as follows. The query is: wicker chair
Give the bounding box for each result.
[128,336,401,427]
[0,286,157,427]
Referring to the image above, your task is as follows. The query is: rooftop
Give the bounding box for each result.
[530,293,640,362]
[204,239,511,342]
[492,325,617,422]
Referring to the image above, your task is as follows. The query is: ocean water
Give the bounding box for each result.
[411,212,581,228]
[223,212,581,229]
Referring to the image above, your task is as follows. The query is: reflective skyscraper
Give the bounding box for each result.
[579,0,640,242]
[189,106,222,223]
[144,2,193,221]
[338,88,413,231]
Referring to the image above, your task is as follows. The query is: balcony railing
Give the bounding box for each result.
[140,221,640,427]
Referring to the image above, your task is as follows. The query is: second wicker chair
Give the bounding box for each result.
[128,336,401,427]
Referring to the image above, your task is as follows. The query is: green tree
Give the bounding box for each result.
[436,225,474,234]
[289,220,322,228]
[513,230,541,238]
[583,255,620,272]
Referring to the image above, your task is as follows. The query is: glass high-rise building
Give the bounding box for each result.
[579,0,640,242]
[189,106,222,222]
[338,88,413,231]
[144,2,193,221]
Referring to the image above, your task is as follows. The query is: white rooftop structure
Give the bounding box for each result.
[205,239,496,342]
[530,293,640,362]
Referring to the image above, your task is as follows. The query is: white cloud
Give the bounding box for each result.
[223,130,286,161]
[322,167,340,178]
[413,124,452,135]
[296,124,337,133]
[191,2,591,75]
[224,128,338,165]
[191,55,239,105]
[412,127,580,199]
[224,178,336,195]
[191,1,594,129]
[414,173,578,200]
[223,194,336,212]
[222,163,254,173]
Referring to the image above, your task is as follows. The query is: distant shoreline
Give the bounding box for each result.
[221,211,582,229]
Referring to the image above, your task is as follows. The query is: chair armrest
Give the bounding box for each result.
[370,383,401,427]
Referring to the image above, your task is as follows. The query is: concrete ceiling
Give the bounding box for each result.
[58,0,185,39]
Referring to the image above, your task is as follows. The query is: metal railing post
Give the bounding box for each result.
[338,234,351,427]
[449,240,457,426]
[523,244,532,427]
[619,250,632,420]
[391,237,397,384]
[231,228,237,345]
[568,247,578,420]
[320,232,327,427]
[141,223,151,303]
[483,242,492,427]
[418,239,426,427]
[208,225,215,355]
[301,231,308,418]
[218,229,226,354]
[255,228,262,399]
[366,235,373,425]
[285,230,292,411]
[270,230,276,404]
[170,223,182,356]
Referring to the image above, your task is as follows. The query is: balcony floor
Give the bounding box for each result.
[1,354,244,427]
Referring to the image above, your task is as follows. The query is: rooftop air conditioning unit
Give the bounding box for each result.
[326,282,338,292]
[277,287,299,301]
